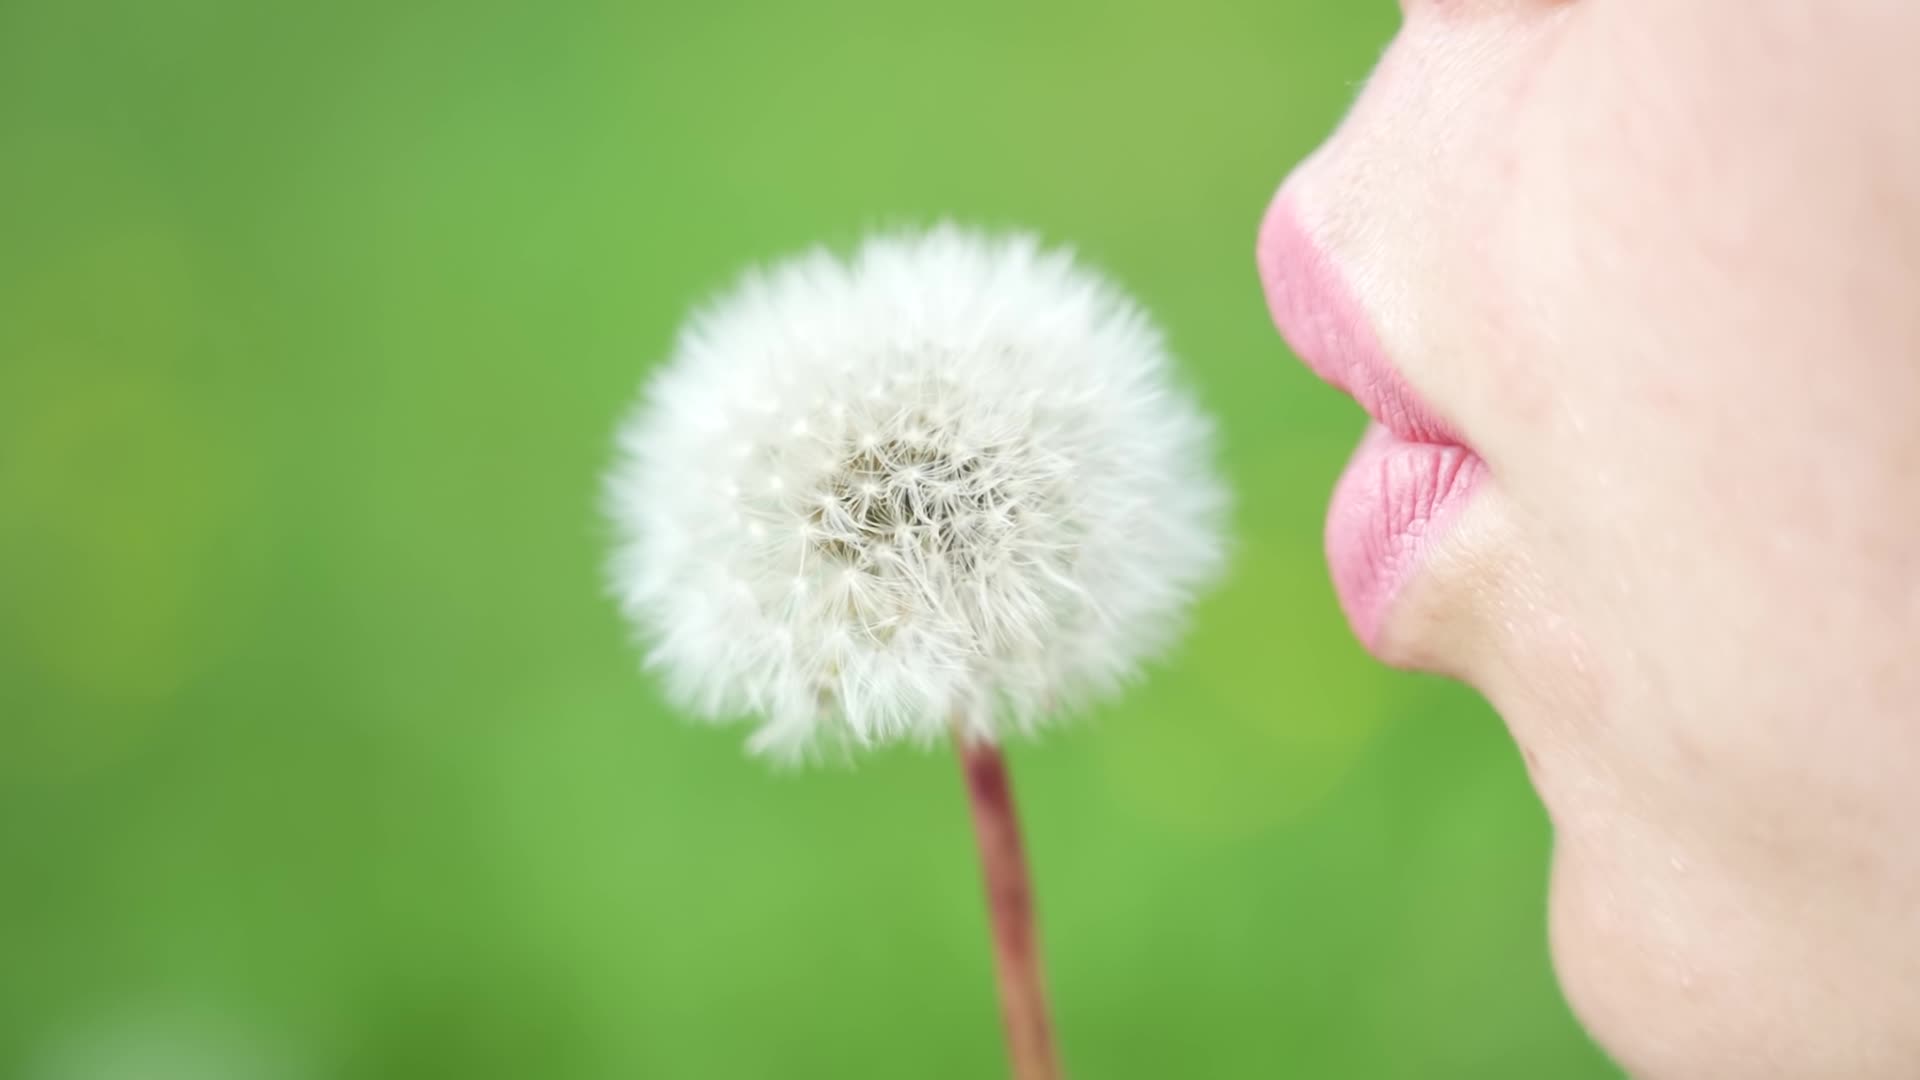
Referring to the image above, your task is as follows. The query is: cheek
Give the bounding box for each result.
[1484,0,1920,721]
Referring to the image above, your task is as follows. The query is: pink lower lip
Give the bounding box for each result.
[1257,196,1486,650]
[1327,424,1485,648]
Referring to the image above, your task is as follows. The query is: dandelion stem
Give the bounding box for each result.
[955,727,1062,1080]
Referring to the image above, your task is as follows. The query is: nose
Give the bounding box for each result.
[1400,0,1571,18]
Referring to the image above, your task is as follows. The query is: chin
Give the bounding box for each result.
[1546,818,1920,1079]
[1546,839,1709,1080]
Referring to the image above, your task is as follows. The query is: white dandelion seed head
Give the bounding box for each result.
[607,225,1227,761]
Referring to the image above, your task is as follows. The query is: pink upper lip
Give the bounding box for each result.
[1255,199,1461,448]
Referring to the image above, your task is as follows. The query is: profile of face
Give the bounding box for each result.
[1260,3,1920,1076]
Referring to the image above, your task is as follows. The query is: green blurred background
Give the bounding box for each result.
[0,1,1615,1076]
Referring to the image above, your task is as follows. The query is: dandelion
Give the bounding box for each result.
[606,226,1227,1079]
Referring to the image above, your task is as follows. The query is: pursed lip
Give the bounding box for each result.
[1257,194,1486,652]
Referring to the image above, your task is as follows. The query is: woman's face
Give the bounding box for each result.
[1261,2,1920,1076]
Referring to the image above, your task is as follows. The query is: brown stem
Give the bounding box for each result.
[955,728,1063,1080]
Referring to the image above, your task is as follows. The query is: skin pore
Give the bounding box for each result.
[1268,2,1920,1076]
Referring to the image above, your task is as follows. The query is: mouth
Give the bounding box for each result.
[1257,195,1487,653]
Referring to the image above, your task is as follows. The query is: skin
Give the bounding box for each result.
[1268,2,1920,1076]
